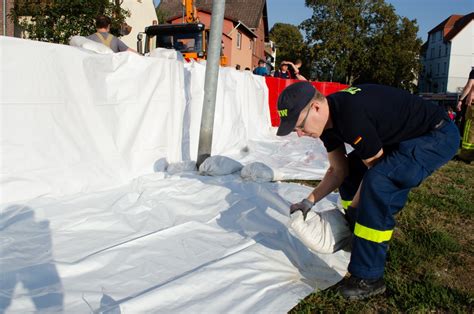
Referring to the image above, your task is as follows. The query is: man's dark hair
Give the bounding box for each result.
[258,59,265,65]
[96,15,112,29]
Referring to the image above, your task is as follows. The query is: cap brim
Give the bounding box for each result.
[276,120,295,136]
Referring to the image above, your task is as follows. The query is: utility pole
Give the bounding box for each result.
[196,0,225,167]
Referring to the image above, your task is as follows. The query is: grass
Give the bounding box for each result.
[289,160,474,313]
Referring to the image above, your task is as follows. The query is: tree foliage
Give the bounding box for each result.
[269,23,311,78]
[155,7,169,24]
[10,0,130,44]
[301,0,422,90]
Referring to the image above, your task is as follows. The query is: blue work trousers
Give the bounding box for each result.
[340,119,460,279]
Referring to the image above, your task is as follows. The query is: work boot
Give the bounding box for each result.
[333,275,386,300]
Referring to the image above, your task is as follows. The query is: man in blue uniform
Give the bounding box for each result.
[276,82,459,300]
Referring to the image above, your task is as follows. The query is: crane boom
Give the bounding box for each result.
[183,0,198,23]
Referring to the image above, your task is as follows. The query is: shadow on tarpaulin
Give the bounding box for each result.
[265,77,349,127]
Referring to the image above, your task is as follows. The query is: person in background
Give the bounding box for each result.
[447,107,456,121]
[285,59,307,80]
[253,59,268,76]
[274,62,292,79]
[244,67,251,71]
[454,68,474,163]
[235,64,241,71]
[276,82,459,300]
[87,15,137,53]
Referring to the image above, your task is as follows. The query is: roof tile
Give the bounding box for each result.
[158,0,266,29]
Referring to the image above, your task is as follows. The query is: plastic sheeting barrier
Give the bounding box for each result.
[0,37,349,313]
[0,174,350,313]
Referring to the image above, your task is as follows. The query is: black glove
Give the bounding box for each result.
[290,198,314,220]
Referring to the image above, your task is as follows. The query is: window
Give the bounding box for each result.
[438,46,441,57]
[431,48,435,59]
[445,45,448,56]
[237,32,241,49]
[437,63,440,75]
[443,62,447,74]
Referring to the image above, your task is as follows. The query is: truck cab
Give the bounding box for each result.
[137,23,227,65]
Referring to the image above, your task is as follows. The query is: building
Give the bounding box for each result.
[120,0,157,49]
[157,0,270,69]
[419,13,474,93]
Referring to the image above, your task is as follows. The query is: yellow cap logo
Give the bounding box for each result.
[278,109,288,117]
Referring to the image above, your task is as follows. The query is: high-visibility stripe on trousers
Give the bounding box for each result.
[460,106,474,160]
[343,119,459,279]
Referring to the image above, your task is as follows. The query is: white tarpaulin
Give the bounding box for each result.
[0,37,347,313]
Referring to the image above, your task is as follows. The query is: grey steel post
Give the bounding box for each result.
[3,0,7,36]
[196,0,225,167]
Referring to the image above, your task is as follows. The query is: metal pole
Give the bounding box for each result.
[196,0,225,167]
[3,0,7,36]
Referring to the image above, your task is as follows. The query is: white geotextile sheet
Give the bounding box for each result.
[0,37,327,205]
[1,172,349,313]
[0,37,344,313]
[1,37,186,204]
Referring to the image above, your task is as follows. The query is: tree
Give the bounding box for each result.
[10,0,130,44]
[301,0,422,90]
[155,7,169,24]
[269,23,311,78]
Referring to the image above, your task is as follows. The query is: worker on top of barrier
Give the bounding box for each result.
[276,81,459,300]
[87,15,137,54]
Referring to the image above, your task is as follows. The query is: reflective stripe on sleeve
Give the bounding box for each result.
[341,199,352,210]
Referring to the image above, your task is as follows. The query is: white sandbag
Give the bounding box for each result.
[69,36,114,54]
[240,162,274,182]
[148,47,184,62]
[290,209,351,254]
[198,155,243,176]
[153,158,169,172]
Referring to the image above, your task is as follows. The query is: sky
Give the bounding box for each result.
[154,0,473,42]
[267,0,474,42]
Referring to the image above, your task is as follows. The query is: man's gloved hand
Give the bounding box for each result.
[290,198,314,220]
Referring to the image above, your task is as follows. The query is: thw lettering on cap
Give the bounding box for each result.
[278,109,288,117]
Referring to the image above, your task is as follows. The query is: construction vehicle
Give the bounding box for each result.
[137,0,227,65]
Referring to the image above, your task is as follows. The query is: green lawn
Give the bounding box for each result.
[290,160,474,313]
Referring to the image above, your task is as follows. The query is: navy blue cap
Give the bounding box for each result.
[276,81,317,136]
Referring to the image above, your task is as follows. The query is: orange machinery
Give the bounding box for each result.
[137,0,227,65]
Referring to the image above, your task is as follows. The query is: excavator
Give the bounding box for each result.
[137,0,227,65]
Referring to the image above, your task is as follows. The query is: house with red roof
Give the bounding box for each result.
[418,13,474,93]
